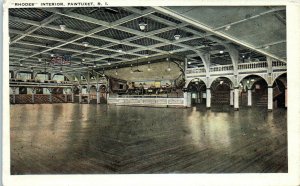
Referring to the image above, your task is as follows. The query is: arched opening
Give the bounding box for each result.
[81,85,89,103]
[239,75,268,107]
[89,85,97,104]
[73,86,80,103]
[99,85,107,103]
[211,77,232,106]
[273,73,287,108]
[187,79,206,106]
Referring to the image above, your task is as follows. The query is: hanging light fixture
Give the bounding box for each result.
[93,57,97,68]
[115,66,118,75]
[59,17,66,31]
[19,62,23,66]
[139,19,147,31]
[82,41,89,47]
[117,44,123,52]
[167,60,171,71]
[102,68,105,77]
[219,50,224,54]
[147,61,151,71]
[174,29,181,40]
[50,50,55,57]
[30,67,33,72]
[60,67,63,73]
[130,64,133,73]
[60,24,66,31]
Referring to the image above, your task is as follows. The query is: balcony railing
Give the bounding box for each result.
[238,61,267,70]
[210,64,234,72]
[185,67,206,74]
[186,61,286,75]
[272,61,286,69]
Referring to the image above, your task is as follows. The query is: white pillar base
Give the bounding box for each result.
[247,89,252,107]
[268,87,273,111]
[71,93,74,103]
[97,92,100,104]
[234,88,239,111]
[184,92,192,107]
[79,94,82,104]
[206,88,211,109]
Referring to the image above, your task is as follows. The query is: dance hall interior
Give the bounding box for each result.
[8,6,287,174]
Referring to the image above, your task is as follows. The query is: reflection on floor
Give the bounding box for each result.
[10,104,287,174]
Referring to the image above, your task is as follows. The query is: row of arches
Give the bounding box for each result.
[187,73,287,109]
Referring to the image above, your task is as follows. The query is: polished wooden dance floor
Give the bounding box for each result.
[10,104,287,174]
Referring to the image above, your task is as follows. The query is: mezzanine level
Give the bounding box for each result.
[186,61,286,78]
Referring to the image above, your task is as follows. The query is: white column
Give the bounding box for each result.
[87,93,90,104]
[206,88,211,109]
[97,91,100,104]
[268,86,273,111]
[183,92,192,107]
[79,93,82,103]
[32,91,35,104]
[187,92,191,107]
[183,92,187,107]
[230,89,234,106]
[234,87,239,111]
[247,89,252,106]
[71,93,74,103]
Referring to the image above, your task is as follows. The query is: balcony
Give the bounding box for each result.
[186,61,286,77]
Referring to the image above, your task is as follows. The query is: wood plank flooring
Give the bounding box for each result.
[10,104,287,174]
